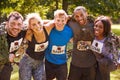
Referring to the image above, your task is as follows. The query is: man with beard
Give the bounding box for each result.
[68,6,96,80]
[0,11,26,80]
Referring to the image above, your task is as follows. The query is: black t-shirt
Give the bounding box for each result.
[7,30,26,54]
[26,27,49,60]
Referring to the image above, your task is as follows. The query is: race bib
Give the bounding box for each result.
[77,41,91,51]
[9,38,23,52]
[34,41,48,52]
[90,40,103,53]
[51,45,65,54]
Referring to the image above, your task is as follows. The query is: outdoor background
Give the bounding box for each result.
[11,25,120,80]
[0,0,120,23]
[0,0,120,80]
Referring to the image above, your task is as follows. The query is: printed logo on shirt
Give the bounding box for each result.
[34,41,48,52]
[9,38,23,52]
[77,41,91,51]
[90,40,103,53]
[51,45,65,54]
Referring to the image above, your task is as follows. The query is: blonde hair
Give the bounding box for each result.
[24,13,43,27]
[54,10,68,18]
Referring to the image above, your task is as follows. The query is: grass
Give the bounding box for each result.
[112,24,120,35]
[11,64,19,80]
[11,24,120,80]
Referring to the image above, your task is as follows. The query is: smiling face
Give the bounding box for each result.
[54,10,67,31]
[7,16,23,37]
[54,15,67,31]
[73,6,88,25]
[74,10,87,25]
[94,16,111,40]
[94,20,104,40]
[29,18,43,30]
[25,13,43,31]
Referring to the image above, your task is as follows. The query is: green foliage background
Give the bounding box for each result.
[0,0,120,23]
[0,0,120,79]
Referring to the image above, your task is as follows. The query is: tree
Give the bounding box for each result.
[0,0,120,23]
[66,0,120,23]
[62,0,68,13]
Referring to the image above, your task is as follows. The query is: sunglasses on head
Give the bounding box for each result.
[7,13,22,21]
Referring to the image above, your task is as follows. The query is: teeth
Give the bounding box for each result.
[14,30,18,32]
[79,20,82,22]
[95,31,99,34]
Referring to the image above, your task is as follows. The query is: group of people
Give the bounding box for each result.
[0,6,120,80]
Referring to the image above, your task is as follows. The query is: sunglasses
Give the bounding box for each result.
[7,13,23,21]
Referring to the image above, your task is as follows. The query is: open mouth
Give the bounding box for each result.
[95,30,99,34]
[13,29,19,32]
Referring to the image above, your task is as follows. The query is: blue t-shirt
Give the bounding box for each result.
[45,25,73,65]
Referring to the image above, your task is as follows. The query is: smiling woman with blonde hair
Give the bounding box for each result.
[19,13,54,80]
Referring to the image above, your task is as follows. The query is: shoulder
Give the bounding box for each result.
[87,16,95,28]
[87,16,95,24]
[110,33,120,47]
[0,23,7,35]
[64,24,73,31]
[67,20,79,31]
[105,33,120,48]
[67,19,77,25]
[64,25,73,36]
[20,30,27,38]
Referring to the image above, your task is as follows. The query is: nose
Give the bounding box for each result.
[60,21,63,24]
[57,21,62,25]
[78,16,82,21]
[36,24,42,28]
[14,24,19,29]
[35,24,38,27]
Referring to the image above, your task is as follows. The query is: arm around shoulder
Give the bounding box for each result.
[44,20,55,35]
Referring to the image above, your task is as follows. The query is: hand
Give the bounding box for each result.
[9,54,15,63]
[67,15,72,21]
[117,63,120,69]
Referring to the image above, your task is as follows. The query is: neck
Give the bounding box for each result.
[96,36,105,40]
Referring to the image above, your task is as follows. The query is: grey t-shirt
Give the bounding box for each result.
[68,19,96,67]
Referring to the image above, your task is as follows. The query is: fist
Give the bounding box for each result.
[9,54,15,62]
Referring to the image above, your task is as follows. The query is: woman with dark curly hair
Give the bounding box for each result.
[91,16,120,80]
